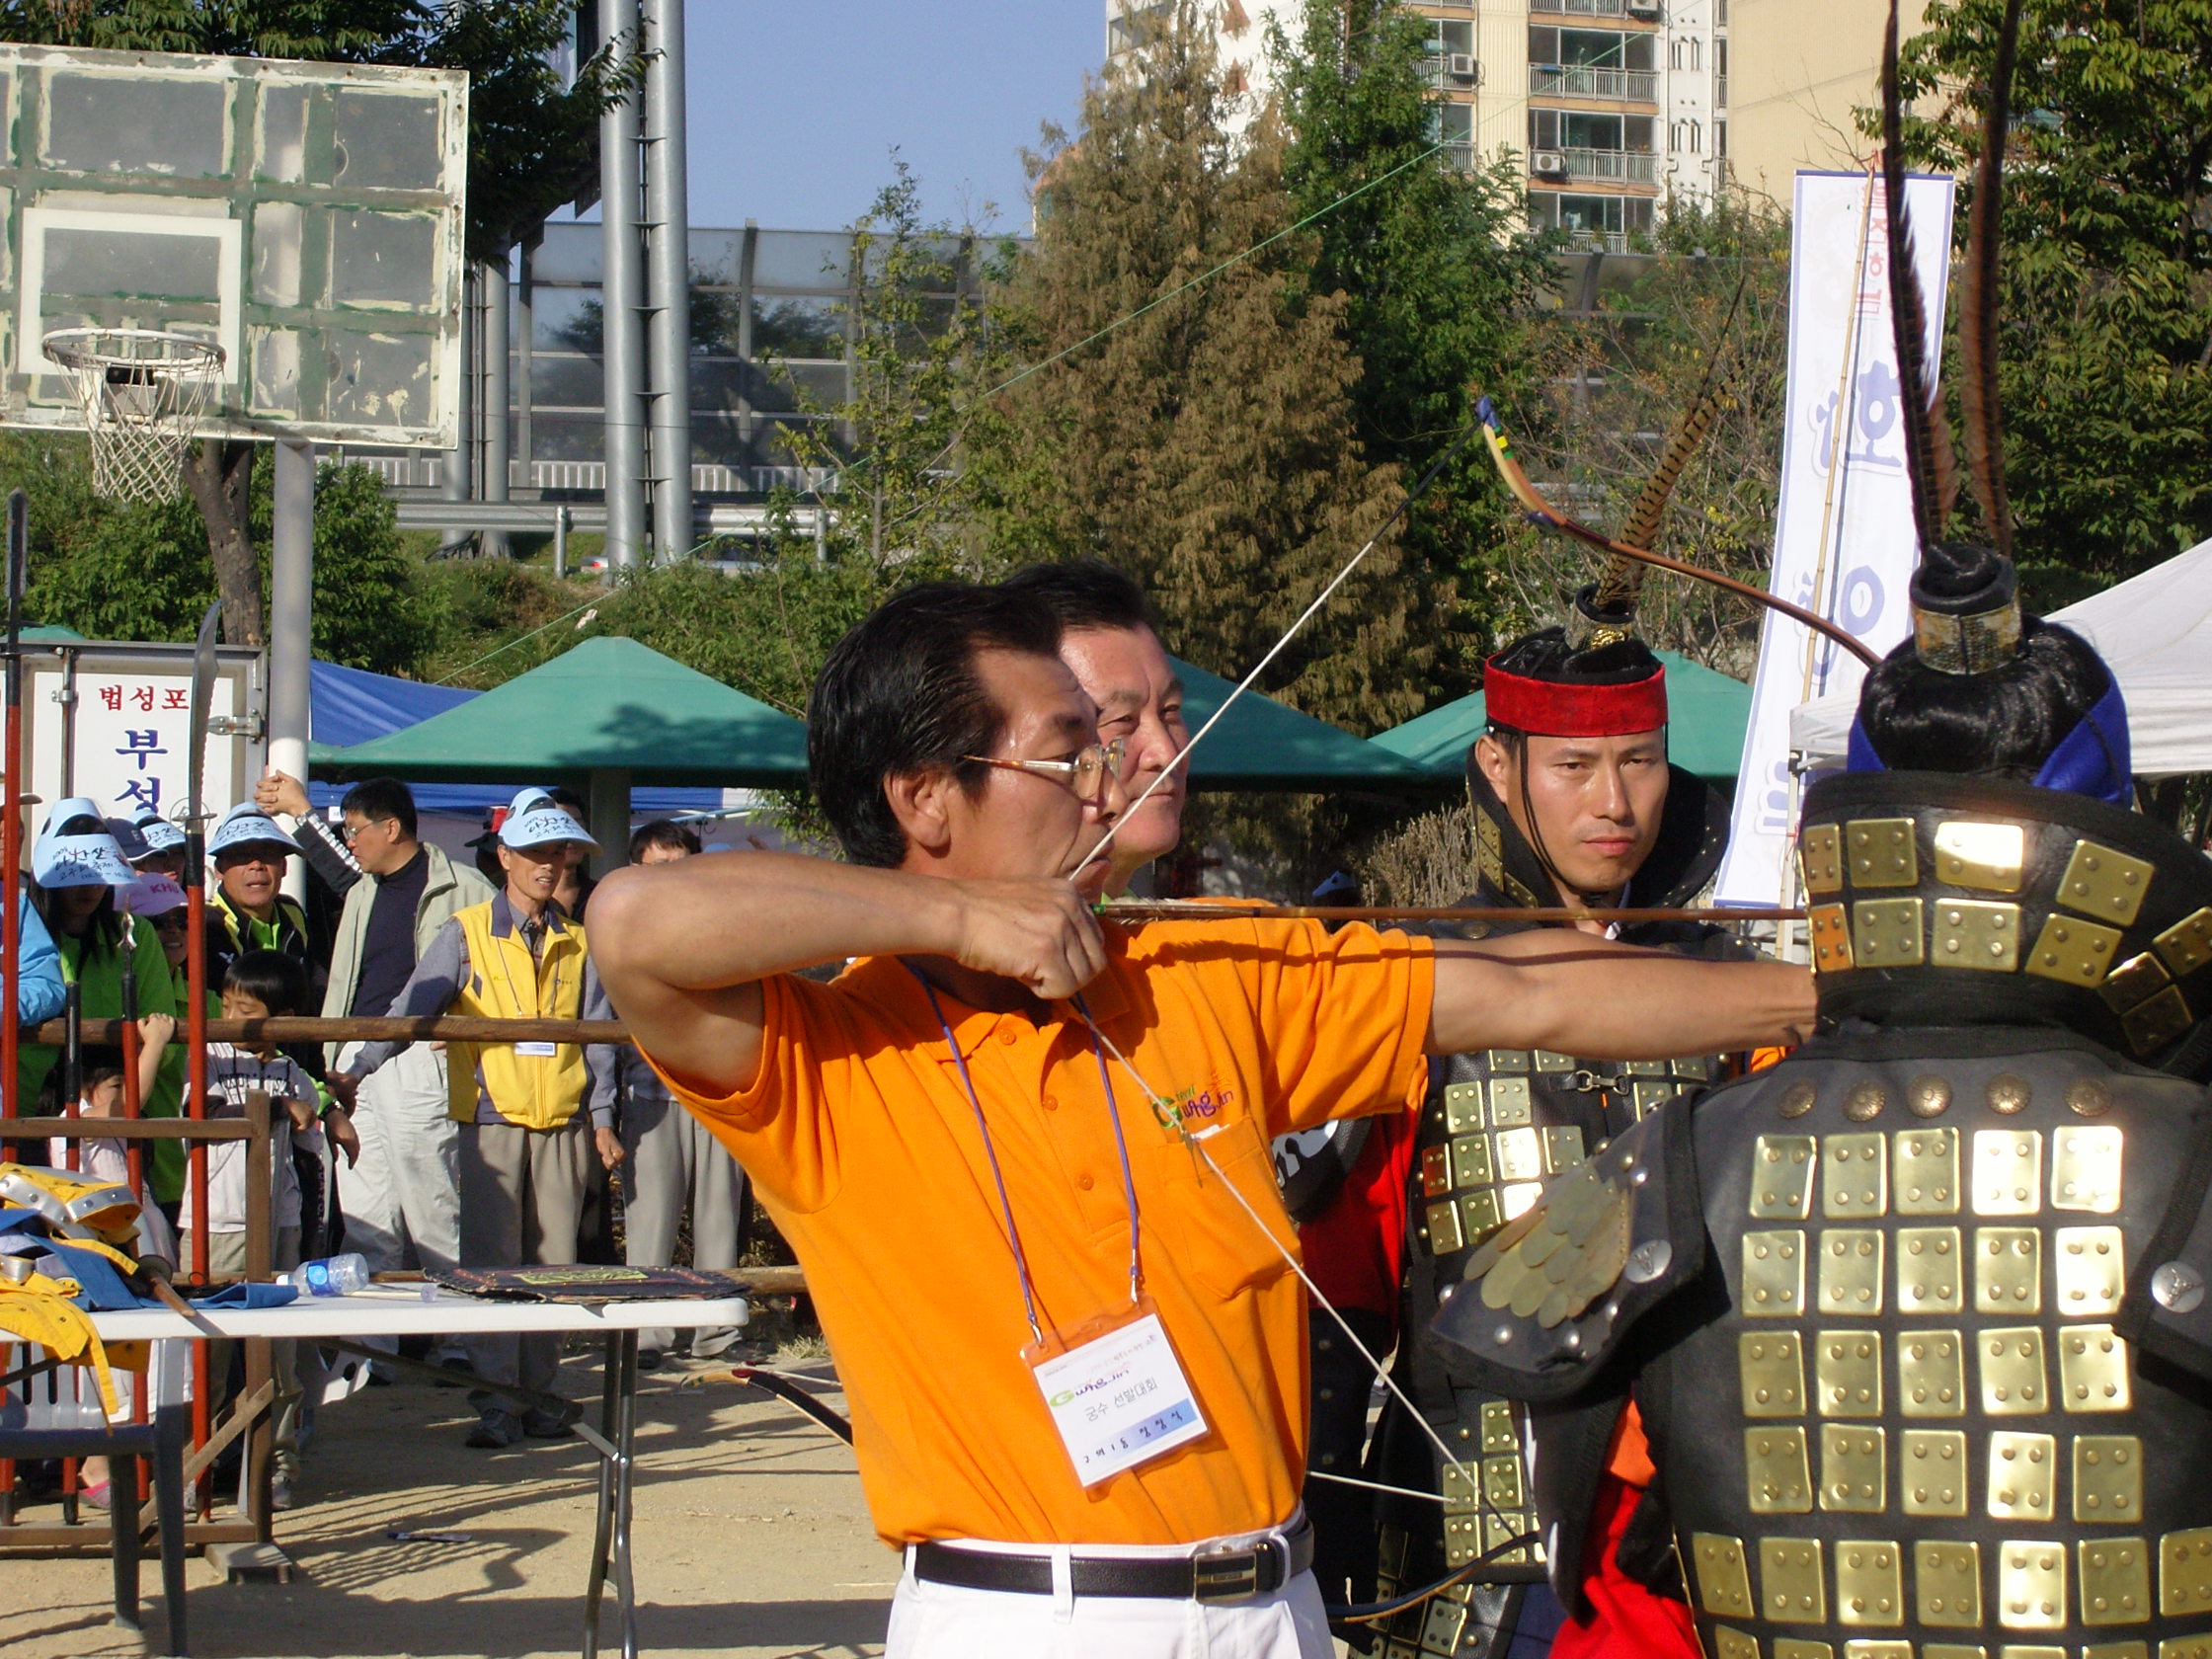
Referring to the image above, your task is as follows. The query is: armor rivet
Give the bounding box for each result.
[1625,1240,1672,1283]
[1778,1082,1816,1119]
[1844,1082,1886,1122]
[1317,1338,1332,1352]
[2153,1262,2206,1312]
[1318,1388,1334,1402]
[1563,1330,1582,1351]
[1908,1075,1952,1117]
[1987,1074,2032,1114]
[2068,1080,2113,1118]
[1495,1325,1514,1344]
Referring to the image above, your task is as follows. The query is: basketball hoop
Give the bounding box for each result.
[40,328,225,505]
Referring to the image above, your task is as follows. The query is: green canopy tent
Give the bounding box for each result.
[316,636,811,856]
[1369,649,1752,783]
[1168,656,1447,794]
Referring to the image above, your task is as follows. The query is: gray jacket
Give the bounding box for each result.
[320,841,496,1067]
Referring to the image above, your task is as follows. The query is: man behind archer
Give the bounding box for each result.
[1328,610,1754,1659]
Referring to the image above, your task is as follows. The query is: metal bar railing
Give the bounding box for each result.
[1528,64,1658,100]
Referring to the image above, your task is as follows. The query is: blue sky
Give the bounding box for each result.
[681,4,1102,235]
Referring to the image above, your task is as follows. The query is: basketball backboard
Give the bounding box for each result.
[0,42,466,447]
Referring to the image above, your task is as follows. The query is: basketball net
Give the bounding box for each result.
[40,328,225,505]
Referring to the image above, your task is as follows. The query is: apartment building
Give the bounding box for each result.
[1107,0,1734,247]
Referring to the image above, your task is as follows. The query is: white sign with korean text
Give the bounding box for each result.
[1713,169,1957,910]
[27,666,245,840]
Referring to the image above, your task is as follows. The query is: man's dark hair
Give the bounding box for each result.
[77,1045,127,1094]
[1855,616,2113,780]
[220,948,308,1017]
[629,819,701,861]
[547,785,590,819]
[809,583,1064,868]
[999,560,1154,634]
[340,777,417,841]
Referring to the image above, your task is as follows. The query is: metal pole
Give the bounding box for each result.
[441,264,477,554]
[483,256,514,559]
[2,490,24,1122]
[642,0,693,566]
[270,439,314,907]
[599,0,649,575]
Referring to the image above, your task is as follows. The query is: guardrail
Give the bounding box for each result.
[1529,64,1658,100]
[1563,146,1658,182]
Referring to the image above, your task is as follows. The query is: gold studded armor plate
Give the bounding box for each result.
[1646,1043,2212,1659]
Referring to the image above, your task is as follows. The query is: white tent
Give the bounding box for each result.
[1788,535,2212,779]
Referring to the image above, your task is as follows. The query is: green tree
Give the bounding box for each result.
[1512,198,1794,675]
[1274,0,1555,690]
[1,1,637,644]
[979,2,1419,735]
[252,460,433,676]
[3,432,218,641]
[1891,0,2212,597]
[779,159,1021,581]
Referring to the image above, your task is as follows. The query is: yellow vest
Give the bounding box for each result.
[448,901,590,1131]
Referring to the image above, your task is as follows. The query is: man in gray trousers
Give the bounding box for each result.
[258,772,492,1293]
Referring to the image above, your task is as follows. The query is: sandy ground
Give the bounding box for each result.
[0,1343,893,1659]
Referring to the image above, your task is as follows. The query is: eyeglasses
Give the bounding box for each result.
[148,912,191,933]
[338,818,388,845]
[963,740,1127,799]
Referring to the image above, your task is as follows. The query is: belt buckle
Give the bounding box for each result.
[1191,1540,1275,1605]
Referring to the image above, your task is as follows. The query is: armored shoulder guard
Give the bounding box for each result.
[1429,1098,1703,1400]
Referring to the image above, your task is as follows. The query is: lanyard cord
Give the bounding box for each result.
[910,969,1143,1348]
[1075,990,1144,1309]
[491,908,563,1021]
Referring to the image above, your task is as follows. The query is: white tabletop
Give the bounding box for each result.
[88,1285,750,1341]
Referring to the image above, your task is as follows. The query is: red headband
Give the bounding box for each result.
[1482,661,1667,737]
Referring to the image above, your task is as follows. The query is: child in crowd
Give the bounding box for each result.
[178,950,356,1509]
[54,1047,180,1512]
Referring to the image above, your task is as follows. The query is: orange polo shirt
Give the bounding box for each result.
[647,917,1434,1549]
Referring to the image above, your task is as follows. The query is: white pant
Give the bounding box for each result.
[338,1040,461,1277]
[620,1091,748,1353]
[887,1541,1330,1659]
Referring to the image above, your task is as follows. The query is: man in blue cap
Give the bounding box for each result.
[203,803,322,995]
[330,788,623,1448]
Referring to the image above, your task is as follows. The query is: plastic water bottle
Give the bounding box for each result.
[289,1253,370,1297]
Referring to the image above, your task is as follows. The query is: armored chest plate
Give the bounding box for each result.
[1662,1046,2212,1659]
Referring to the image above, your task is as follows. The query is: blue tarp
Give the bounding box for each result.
[305,660,724,817]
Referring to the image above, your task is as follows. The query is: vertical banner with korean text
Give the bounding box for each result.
[1712,169,1956,909]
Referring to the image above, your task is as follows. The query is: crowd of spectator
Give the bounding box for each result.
[16,776,751,1496]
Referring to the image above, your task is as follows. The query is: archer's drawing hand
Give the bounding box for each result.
[948,879,1109,1000]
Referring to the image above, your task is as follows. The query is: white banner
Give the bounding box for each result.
[1713,169,1957,909]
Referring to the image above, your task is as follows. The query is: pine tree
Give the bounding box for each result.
[980,2,1424,735]
[1275,1,1556,689]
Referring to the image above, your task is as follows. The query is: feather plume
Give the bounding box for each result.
[1881,0,1960,551]
[1594,267,1755,613]
[1959,0,2023,561]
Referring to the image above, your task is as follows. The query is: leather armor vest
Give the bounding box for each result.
[1433,771,2212,1659]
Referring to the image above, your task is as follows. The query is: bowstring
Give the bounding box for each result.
[1076,1011,1481,1500]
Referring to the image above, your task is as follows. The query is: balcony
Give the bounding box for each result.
[1442,141,1478,173]
[1562,146,1656,182]
[1566,230,1631,254]
[1528,63,1658,100]
[1716,74,1728,107]
[1537,0,1625,15]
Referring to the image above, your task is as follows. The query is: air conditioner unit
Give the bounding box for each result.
[1625,0,1662,16]
[1446,52,1478,82]
[1532,150,1569,175]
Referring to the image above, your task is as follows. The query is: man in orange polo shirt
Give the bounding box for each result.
[590,582,1813,1659]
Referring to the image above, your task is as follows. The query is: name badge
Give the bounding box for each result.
[514,1041,558,1059]
[1029,1309,1207,1486]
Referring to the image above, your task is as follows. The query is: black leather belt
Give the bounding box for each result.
[912,1517,1314,1604]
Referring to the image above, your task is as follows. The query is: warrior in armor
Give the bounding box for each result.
[1306,421,1757,1656]
[1434,13,2212,1659]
